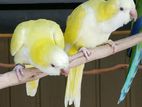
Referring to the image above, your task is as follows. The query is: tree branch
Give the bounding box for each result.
[0,33,142,89]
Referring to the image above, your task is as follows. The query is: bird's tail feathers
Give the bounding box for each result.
[65,64,84,107]
[26,79,39,97]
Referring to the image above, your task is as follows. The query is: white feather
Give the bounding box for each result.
[75,2,133,48]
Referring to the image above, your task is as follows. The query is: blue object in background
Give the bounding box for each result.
[127,17,142,57]
[118,0,142,103]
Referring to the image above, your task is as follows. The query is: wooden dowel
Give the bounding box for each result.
[0,63,15,68]
[0,34,12,38]
[0,30,131,38]
[0,32,142,89]
[112,30,130,36]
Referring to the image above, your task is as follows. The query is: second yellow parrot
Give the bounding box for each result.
[64,0,137,107]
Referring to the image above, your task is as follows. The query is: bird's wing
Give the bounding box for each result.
[10,22,27,56]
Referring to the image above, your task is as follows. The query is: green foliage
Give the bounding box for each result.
[136,0,142,17]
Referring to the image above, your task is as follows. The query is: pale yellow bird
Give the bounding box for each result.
[64,0,137,107]
[11,19,69,96]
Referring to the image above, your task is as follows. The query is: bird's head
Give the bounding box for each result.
[118,0,137,22]
[98,0,137,33]
[43,46,69,76]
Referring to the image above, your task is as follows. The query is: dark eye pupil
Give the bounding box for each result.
[51,64,55,67]
[120,7,124,11]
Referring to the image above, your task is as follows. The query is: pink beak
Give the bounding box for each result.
[60,68,69,77]
[130,9,138,21]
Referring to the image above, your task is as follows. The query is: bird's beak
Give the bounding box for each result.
[60,68,69,77]
[130,8,137,21]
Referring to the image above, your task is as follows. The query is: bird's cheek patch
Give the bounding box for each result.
[97,3,118,22]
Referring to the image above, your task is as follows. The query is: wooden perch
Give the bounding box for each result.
[0,63,15,68]
[84,64,142,75]
[0,32,142,89]
[0,30,130,38]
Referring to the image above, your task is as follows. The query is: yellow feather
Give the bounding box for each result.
[97,1,118,21]
[64,0,119,107]
[11,19,66,97]
[64,0,119,56]
[10,22,28,56]
[30,38,53,67]
[26,80,39,97]
[65,65,84,107]
[27,80,38,90]
[64,4,87,107]
[25,65,40,97]
[88,0,119,22]
[64,0,135,106]
[64,5,86,51]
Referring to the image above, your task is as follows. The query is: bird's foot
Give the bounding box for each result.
[105,40,117,53]
[13,64,25,80]
[79,47,91,60]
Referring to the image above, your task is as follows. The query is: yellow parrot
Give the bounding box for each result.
[10,19,69,96]
[64,0,137,107]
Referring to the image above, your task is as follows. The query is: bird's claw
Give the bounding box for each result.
[79,47,91,60]
[13,64,25,80]
[105,40,117,53]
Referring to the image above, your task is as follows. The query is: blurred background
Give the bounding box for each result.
[0,0,142,107]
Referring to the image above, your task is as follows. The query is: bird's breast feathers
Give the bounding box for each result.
[76,4,110,48]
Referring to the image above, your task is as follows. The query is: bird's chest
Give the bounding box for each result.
[78,11,109,48]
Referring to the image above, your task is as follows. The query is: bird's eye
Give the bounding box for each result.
[51,64,55,67]
[120,7,124,11]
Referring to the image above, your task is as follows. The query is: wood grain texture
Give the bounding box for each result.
[81,61,99,107]
[130,66,142,107]
[99,35,128,107]
[0,31,130,38]
[0,39,10,107]
[40,76,66,107]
